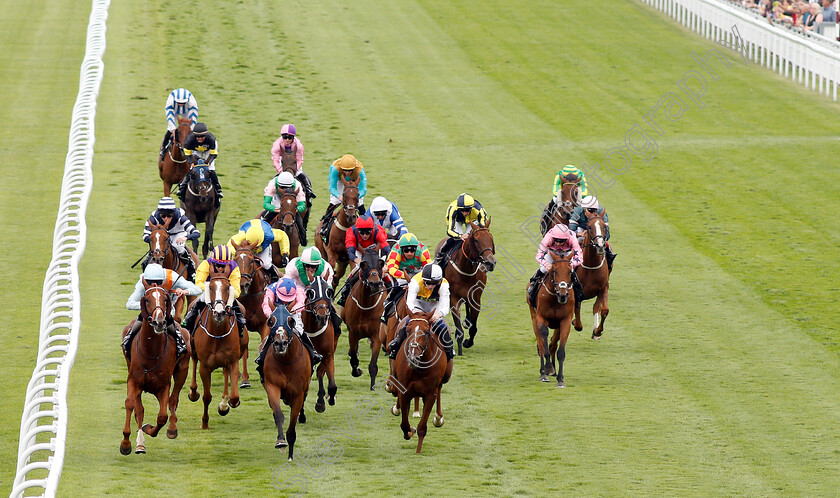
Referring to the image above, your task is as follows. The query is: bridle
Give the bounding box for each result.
[541,259,572,304]
[340,184,359,227]
[235,249,264,294]
[188,166,212,198]
[279,193,298,234]
[149,227,172,266]
[137,286,172,372]
[450,227,496,275]
[198,277,236,339]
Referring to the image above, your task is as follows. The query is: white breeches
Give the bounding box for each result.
[169,232,188,255]
[257,246,272,269]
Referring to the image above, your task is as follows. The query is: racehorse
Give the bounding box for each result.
[390,311,453,454]
[527,254,576,387]
[159,116,191,197]
[541,173,582,234]
[315,181,359,285]
[180,164,219,259]
[261,305,311,459]
[280,152,313,230]
[147,223,198,321]
[269,191,302,260]
[231,240,272,388]
[303,276,338,413]
[342,246,386,390]
[120,280,190,454]
[573,212,610,339]
[186,274,247,428]
[436,222,496,355]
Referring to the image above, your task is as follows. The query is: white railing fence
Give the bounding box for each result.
[642,0,840,100]
[11,0,110,496]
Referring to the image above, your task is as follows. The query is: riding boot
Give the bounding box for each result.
[140,252,153,271]
[160,130,171,157]
[295,215,308,246]
[605,244,616,272]
[260,210,275,223]
[434,238,458,266]
[527,269,545,308]
[571,269,585,304]
[122,316,143,358]
[540,200,556,234]
[266,265,281,284]
[167,322,187,356]
[181,252,197,281]
[209,169,224,199]
[297,172,316,199]
[255,337,268,383]
[380,286,401,324]
[298,331,323,369]
[330,304,343,337]
[177,172,190,200]
[336,273,358,307]
[319,203,338,240]
[388,326,408,359]
[182,301,205,334]
[357,203,366,216]
[233,301,247,336]
[434,321,455,361]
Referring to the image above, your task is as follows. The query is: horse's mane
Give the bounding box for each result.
[563,173,580,184]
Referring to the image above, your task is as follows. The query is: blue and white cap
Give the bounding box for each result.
[171,88,192,104]
[157,197,177,211]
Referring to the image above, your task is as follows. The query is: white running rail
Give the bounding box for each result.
[11,0,110,496]
[642,0,840,100]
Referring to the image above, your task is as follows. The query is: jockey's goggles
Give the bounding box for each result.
[147,279,164,286]
[159,210,174,218]
[304,263,319,269]
[401,247,417,253]
[373,211,387,218]
[282,134,295,140]
[358,229,372,235]
[586,208,598,213]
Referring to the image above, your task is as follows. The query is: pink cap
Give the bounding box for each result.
[280,124,296,136]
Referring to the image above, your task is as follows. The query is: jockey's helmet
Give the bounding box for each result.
[422,264,443,285]
[172,88,192,104]
[335,154,359,171]
[398,233,419,252]
[280,124,296,136]
[275,172,296,190]
[192,122,208,135]
[157,196,177,211]
[581,195,600,211]
[355,215,375,232]
[209,245,233,264]
[275,278,298,302]
[369,196,391,217]
[245,225,265,246]
[301,247,322,267]
[144,264,166,284]
[456,193,475,210]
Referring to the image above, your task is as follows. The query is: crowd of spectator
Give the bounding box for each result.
[735,0,838,37]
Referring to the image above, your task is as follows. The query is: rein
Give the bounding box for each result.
[137,287,172,373]
[196,306,236,339]
[449,229,492,276]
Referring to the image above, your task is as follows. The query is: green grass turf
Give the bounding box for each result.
[3,0,840,495]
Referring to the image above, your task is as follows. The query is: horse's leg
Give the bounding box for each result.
[199,362,212,429]
[556,319,572,388]
[143,386,169,438]
[120,381,136,455]
[286,393,304,461]
[203,212,215,260]
[163,180,171,198]
[133,387,146,453]
[168,350,189,439]
[399,392,415,440]
[593,285,609,340]
[449,298,465,356]
[327,352,337,406]
[240,333,251,388]
[265,382,287,448]
[464,294,482,349]
[368,331,381,391]
[415,391,437,454]
[433,386,445,427]
[348,331,362,377]
[220,367,232,415]
[413,397,421,418]
[188,354,200,402]
[315,359,327,413]
[573,295,583,332]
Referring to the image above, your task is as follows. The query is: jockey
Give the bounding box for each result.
[284,247,342,334]
[434,193,490,265]
[381,232,432,324]
[160,88,198,157]
[368,196,409,244]
[257,277,323,375]
[318,154,368,238]
[541,164,591,232]
[335,215,390,311]
[142,196,200,280]
[387,264,455,361]
[177,122,222,204]
[181,245,247,336]
[527,223,584,307]
[261,171,308,246]
[124,263,201,357]
[227,219,290,283]
[569,195,616,272]
[270,124,316,203]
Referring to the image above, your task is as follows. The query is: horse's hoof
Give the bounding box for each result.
[298,412,306,423]
[328,396,336,406]
[167,429,178,439]
[412,411,421,418]
[591,333,601,341]
[188,389,199,402]
[384,382,392,393]
[315,401,326,413]
[120,443,131,455]
[391,404,400,416]
[240,380,251,389]
[574,323,583,331]
[433,415,444,427]
[276,439,288,449]
[557,380,566,388]
[218,406,230,416]
[351,368,362,377]
[463,338,473,349]
[404,427,416,440]
[135,445,146,454]
[539,374,550,382]
[141,423,156,436]
[230,398,241,408]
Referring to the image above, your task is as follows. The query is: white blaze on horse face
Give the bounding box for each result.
[154,231,163,251]
[594,223,604,248]
[150,288,165,325]
[213,280,225,313]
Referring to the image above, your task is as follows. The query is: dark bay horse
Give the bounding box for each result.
[181,164,219,259]
[435,222,496,355]
[120,281,190,454]
[147,223,197,321]
[391,311,453,454]
[343,246,386,390]
[159,116,191,197]
[315,181,359,285]
[303,276,337,413]
[186,275,247,429]
[261,305,311,459]
[269,192,302,260]
[573,212,610,339]
[527,254,576,387]
[542,173,582,234]
[232,240,272,388]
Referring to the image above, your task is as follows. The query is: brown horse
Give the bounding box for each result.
[120,281,190,454]
[180,164,219,259]
[436,222,496,355]
[343,246,386,390]
[269,192,302,260]
[303,276,338,413]
[573,212,610,339]
[186,275,247,429]
[231,240,271,388]
[261,306,311,459]
[541,173,582,234]
[315,181,359,285]
[527,255,576,387]
[390,311,453,454]
[147,224,198,321]
[158,116,191,197]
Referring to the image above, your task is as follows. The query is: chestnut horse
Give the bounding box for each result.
[147,224,198,321]
[573,212,610,339]
[303,276,338,413]
[343,246,386,390]
[181,164,219,259]
[315,181,359,285]
[120,281,190,454]
[262,305,311,459]
[390,311,453,454]
[541,173,582,234]
[527,254,576,387]
[158,116,191,197]
[231,240,271,388]
[435,222,496,355]
[269,191,302,260]
[186,275,247,429]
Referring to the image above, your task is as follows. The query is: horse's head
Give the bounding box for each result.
[404,310,436,367]
[268,305,295,355]
[205,274,232,324]
[549,255,574,305]
[189,165,213,199]
[141,279,170,334]
[175,116,191,145]
[233,242,262,293]
[559,173,582,218]
[305,276,333,329]
[584,211,606,256]
[466,223,496,272]
[341,183,360,226]
[278,193,299,233]
[148,224,172,266]
[359,246,383,292]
